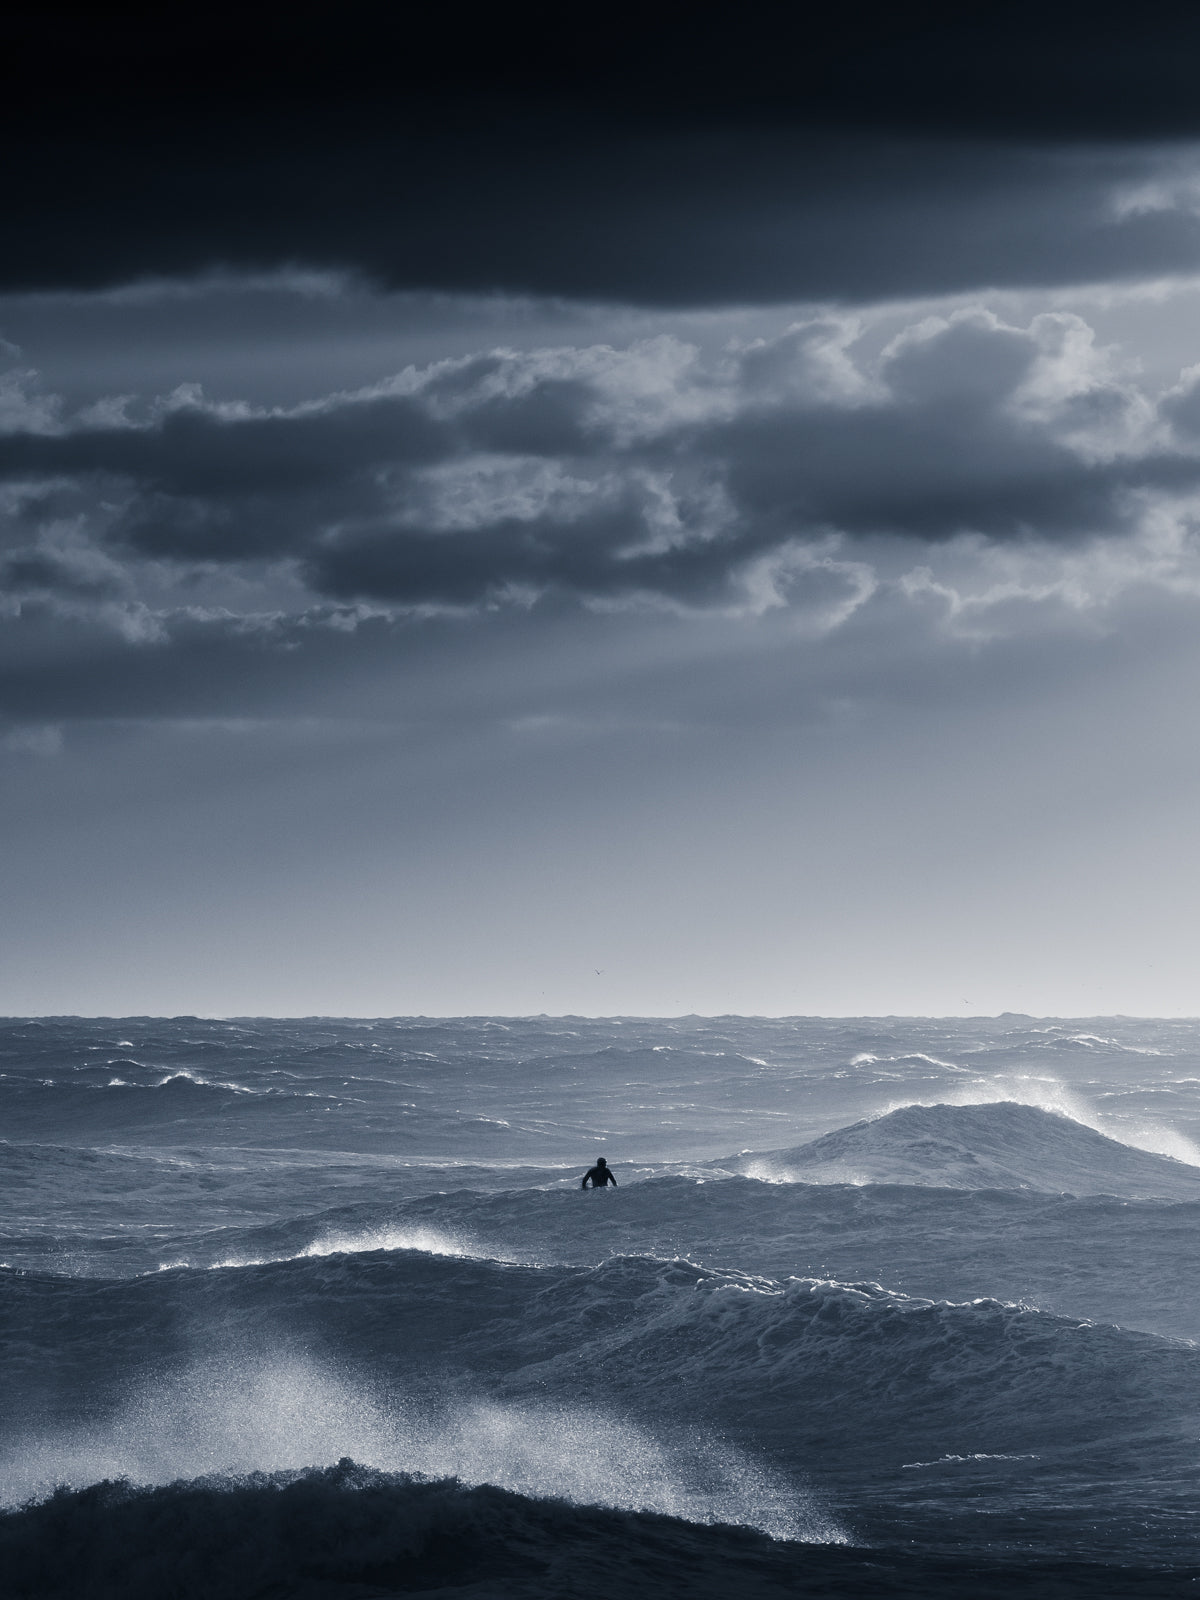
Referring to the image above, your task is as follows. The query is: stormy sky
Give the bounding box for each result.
[6,2,1200,1016]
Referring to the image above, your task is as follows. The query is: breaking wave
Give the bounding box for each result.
[901,1075,1200,1168]
[0,1353,841,1546]
[731,1100,1200,1196]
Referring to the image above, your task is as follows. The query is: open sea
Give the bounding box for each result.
[5,1013,1200,1597]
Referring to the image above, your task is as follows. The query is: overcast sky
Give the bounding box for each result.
[6,2,1200,1016]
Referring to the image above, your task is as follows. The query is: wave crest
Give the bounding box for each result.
[731,1101,1200,1196]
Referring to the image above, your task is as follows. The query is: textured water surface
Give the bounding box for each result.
[5,1014,1200,1596]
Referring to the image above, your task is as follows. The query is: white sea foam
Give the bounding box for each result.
[740,1157,872,1187]
[153,1070,258,1094]
[160,1224,530,1272]
[0,1355,848,1545]
[296,1225,474,1260]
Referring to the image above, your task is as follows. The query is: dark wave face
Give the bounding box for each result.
[6,1014,1200,1596]
[6,1466,1196,1600]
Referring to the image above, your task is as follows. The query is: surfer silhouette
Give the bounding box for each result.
[581,1157,617,1189]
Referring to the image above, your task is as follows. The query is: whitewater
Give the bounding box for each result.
[5,1015,1200,1597]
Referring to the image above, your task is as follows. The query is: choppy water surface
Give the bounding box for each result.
[5,1014,1200,1597]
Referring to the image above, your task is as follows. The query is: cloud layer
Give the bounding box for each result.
[12,4,1200,303]
[10,6,1200,1012]
[5,289,1200,733]
[0,304,1195,595]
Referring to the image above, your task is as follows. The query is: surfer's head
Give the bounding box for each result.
[596,1157,607,1167]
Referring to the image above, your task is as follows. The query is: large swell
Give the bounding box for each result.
[7,1014,1200,1596]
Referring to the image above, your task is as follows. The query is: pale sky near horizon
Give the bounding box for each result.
[6,7,1200,1017]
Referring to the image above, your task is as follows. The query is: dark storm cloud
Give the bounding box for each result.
[717,412,1130,546]
[714,318,1168,545]
[2,306,1197,618]
[0,600,375,724]
[0,396,448,498]
[0,548,119,597]
[8,4,1200,305]
[0,393,452,561]
[1157,370,1200,440]
[7,130,1200,309]
[457,382,600,459]
[310,507,659,607]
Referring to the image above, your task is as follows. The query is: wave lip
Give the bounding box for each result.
[729,1102,1200,1197]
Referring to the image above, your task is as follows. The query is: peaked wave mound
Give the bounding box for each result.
[5,1466,1190,1600]
[731,1102,1200,1198]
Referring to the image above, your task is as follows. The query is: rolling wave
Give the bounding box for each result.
[6,1250,1198,1478]
[730,1101,1200,1197]
[10,1016,1200,1576]
[131,1172,1200,1343]
[6,1465,1185,1600]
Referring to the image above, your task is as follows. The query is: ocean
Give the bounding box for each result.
[4,1013,1200,1597]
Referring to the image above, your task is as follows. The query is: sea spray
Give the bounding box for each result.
[0,1354,845,1544]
